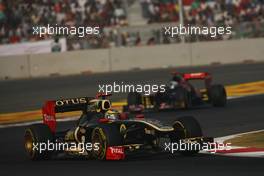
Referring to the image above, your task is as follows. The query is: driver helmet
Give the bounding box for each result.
[105,109,119,120]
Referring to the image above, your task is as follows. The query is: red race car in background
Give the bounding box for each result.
[125,72,227,112]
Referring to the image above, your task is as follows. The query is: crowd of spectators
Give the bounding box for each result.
[141,0,264,27]
[184,0,264,31]
[140,0,180,23]
[0,0,264,50]
[0,0,127,48]
[139,0,264,42]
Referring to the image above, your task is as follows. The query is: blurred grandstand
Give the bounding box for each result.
[0,0,263,51]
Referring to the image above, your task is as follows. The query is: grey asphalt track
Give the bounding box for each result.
[0,63,264,176]
[0,95,264,176]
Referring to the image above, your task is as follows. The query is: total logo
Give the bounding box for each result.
[109,147,124,154]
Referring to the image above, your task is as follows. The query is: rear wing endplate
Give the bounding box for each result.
[42,97,93,133]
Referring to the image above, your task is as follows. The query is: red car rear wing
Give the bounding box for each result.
[42,97,94,133]
[172,71,212,88]
[183,72,212,88]
[183,72,212,80]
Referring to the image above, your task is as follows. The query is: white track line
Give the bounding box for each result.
[201,129,264,158]
[215,129,264,143]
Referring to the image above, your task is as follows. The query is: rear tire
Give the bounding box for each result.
[209,84,227,107]
[172,116,203,156]
[24,124,54,160]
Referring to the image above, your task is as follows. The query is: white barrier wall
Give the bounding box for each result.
[0,38,264,80]
[191,38,264,65]
[29,49,109,77]
[110,43,191,71]
[0,55,30,80]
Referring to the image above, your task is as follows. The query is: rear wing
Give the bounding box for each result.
[183,72,212,88]
[171,71,212,88]
[183,72,212,80]
[42,97,94,133]
[42,94,112,133]
[172,71,212,88]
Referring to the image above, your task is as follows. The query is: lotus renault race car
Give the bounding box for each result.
[125,72,227,112]
[24,94,213,160]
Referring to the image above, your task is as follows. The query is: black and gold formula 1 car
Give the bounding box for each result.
[124,72,227,112]
[24,94,213,160]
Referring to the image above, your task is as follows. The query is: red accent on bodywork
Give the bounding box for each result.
[183,72,211,80]
[106,146,125,160]
[42,101,56,133]
[136,114,144,119]
[95,93,112,99]
[119,112,128,120]
[98,118,110,123]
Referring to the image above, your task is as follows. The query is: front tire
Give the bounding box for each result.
[91,124,123,160]
[172,116,203,156]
